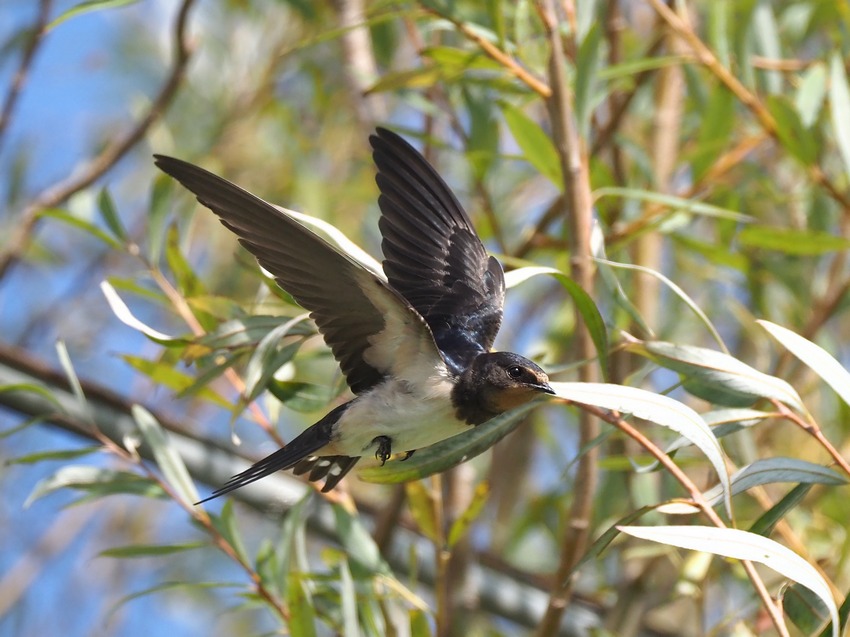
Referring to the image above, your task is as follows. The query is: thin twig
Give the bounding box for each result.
[0,0,198,280]
[772,400,850,477]
[422,6,551,97]
[0,0,53,150]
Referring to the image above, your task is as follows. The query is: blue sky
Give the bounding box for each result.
[0,3,249,636]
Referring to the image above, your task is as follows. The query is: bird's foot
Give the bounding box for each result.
[373,436,392,465]
[401,450,416,461]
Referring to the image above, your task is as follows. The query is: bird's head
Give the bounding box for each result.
[454,351,554,423]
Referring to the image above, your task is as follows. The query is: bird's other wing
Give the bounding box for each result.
[370,128,506,374]
[155,155,445,394]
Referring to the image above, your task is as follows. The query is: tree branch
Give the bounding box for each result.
[534,1,599,634]
[0,0,197,280]
[0,0,53,151]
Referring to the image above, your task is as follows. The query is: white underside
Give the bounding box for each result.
[322,376,469,458]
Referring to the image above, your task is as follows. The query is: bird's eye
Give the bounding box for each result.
[507,366,524,379]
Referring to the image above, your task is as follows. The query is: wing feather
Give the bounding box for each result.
[370,128,505,373]
[154,155,444,393]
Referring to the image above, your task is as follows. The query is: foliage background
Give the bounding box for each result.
[1,0,850,636]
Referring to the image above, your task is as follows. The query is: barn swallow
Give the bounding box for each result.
[155,128,553,500]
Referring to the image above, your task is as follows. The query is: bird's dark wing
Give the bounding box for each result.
[155,155,445,395]
[370,128,505,374]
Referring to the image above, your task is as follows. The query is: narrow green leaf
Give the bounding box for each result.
[175,352,240,399]
[165,224,204,297]
[100,281,175,343]
[365,66,443,94]
[198,315,314,350]
[591,224,652,337]
[659,408,771,462]
[25,466,162,507]
[0,383,62,409]
[8,446,101,465]
[1,415,52,440]
[795,62,827,128]
[829,52,850,179]
[701,457,846,507]
[749,483,812,537]
[332,503,387,574]
[593,187,754,222]
[501,103,563,186]
[55,341,88,415]
[692,86,736,179]
[339,559,361,637]
[503,266,609,380]
[148,173,174,263]
[242,325,304,404]
[48,0,138,30]
[619,525,839,637]
[447,481,489,547]
[287,572,318,637]
[185,295,242,320]
[739,225,850,255]
[759,320,850,411]
[268,380,330,413]
[465,87,498,179]
[423,46,503,73]
[707,0,730,67]
[597,55,691,82]
[108,580,241,620]
[550,381,731,515]
[121,355,230,408]
[255,539,280,596]
[132,404,200,505]
[766,94,818,164]
[409,609,432,637]
[785,583,831,636]
[98,541,207,558]
[629,339,805,412]
[277,492,312,593]
[562,505,659,585]
[38,208,122,249]
[105,276,169,305]
[97,187,127,242]
[209,499,250,565]
[486,0,505,48]
[597,259,727,353]
[405,481,440,543]
[752,2,782,94]
[358,401,540,485]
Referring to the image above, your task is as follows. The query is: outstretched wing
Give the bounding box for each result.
[155,155,445,394]
[370,128,505,374]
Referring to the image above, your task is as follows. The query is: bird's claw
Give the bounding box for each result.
[401,450,415,461]
[373,436,392,465]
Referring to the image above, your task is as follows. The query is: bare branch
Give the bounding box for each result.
[0,0,198,280]
[0,0,53,151]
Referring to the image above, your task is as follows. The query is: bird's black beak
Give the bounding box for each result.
[534,379,556,395]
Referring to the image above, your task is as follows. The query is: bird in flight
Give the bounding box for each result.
[155,128,553,501]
